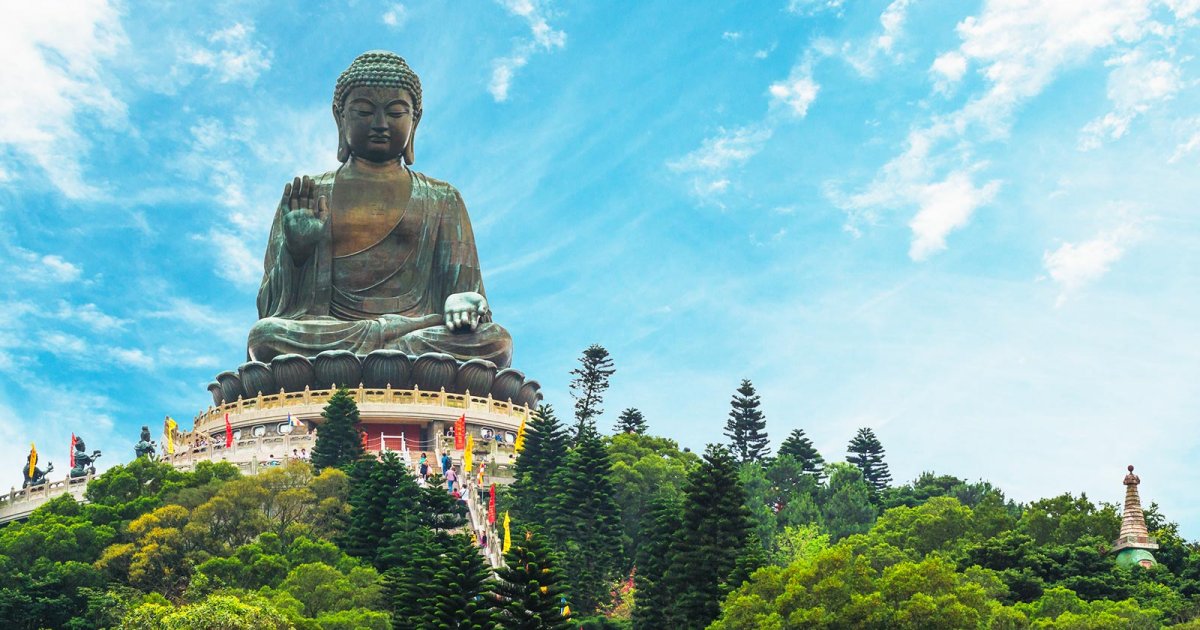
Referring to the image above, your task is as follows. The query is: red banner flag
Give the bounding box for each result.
[69,433,76,468]
[224,413,233,448]
[489,484,497,524]
[454,414,466,450]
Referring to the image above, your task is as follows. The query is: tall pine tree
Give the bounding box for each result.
[724,379,769,464]
[631,494,683,630]
[427,534,497,629]
[667,444,757,629]
[778,428,825,479]
[613,407,648,435]
[569,344,615,436]
[548,423,624,614]
[510,404,569,528]
[343,451,423,568]
[310,388,365,470]
[494,530,572,630]
[846,427,892,496]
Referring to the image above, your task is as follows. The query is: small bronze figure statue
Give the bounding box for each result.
[22,456,53,488]
[134,425,158,459]
[246,51,512,368]
[70,437,102,478]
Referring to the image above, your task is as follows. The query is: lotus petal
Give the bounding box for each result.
[271,354,315,392]
[362,350,414,389]
[238,361,276,398]
[456,358,497,396]
[313,350,363,389]
[216,371,243,404]
[516,379,543,409]
[413,353,458,392]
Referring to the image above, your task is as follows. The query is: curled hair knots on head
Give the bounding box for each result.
[333,50,422,114]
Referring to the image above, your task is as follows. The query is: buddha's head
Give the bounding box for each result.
[333,51,423,165]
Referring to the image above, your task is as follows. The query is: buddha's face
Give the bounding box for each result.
[339,85,417,163]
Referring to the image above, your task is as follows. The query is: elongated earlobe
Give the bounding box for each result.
[334,105,350,163]
[404,114,421,165]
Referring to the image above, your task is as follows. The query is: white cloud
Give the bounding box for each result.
[489,0,567,102]
[669,125,773,206]
[908,171,1001,260]
[182,23,272,85]
[39,255,83,283]
[0,1,127,198]
[1043,223,1141,304]
[42,331,89,355]
[1079,48,1181,150]
[833,0,1175,257]
[383,3,408,28]
[55,301,128,332]
[109,347,153,369]
[787,0,845,15]
[769,73,820,117]
[930,51,968,93]
[148,297,246,346]
[668,125,773,173]
[842,0,914,76]
[723,31,742,42]
[205,229,261,287]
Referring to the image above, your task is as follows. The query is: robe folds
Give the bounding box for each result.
[248,168,512,367]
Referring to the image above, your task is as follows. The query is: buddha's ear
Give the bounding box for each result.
[404,112,421,165]
[334,104,350,163]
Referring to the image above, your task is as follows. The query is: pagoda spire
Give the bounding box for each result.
[1112,465,1158,569]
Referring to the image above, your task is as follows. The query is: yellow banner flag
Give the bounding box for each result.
[502,511,511,553]
[464,433,473,474]
[514,414,526,453]
[164,416,177,455]
[27,443,37,478]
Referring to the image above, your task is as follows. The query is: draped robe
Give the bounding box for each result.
[247,168,512,367]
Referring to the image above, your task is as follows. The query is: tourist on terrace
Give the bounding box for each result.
[441,452,451,475]
[446,466,458,492]
[418,452,429,479]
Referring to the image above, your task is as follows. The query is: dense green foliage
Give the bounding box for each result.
[5,346,1200,629]
[724,379,769,463]
[310,388,365,471]
[547,423,624,612]
[509,403,569,527]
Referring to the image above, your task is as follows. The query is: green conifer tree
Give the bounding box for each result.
[846,427,893,496]
[724,379,770,463]
[344,451,423,569]
[778,428,825,478]
[494,530,572,630]
[668,444,755,628]
[569,344,615,437]
[632,494,683,630]
[427,534,496,629]
[821,462,877,540]
[548,423,624,614]
[310,388,366,471]
[613,407,648,435]
[383,528,439,630]
[510,405,569,527]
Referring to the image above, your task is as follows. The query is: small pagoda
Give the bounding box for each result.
[1112,465,1158,569]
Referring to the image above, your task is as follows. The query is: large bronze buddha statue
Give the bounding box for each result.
[248,51,512,368]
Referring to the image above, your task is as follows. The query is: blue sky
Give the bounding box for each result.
[1,0,1198,534]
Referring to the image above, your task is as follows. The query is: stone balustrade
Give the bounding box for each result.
[0,475,93,524]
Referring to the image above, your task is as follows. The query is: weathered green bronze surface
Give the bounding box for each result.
[134,425,157,459]
[248,51,512,367]
[70,437,100,478]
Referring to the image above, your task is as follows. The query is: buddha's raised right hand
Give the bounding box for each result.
[281,175,329,263]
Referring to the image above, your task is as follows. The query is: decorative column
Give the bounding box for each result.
[1113,465,1158,569]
